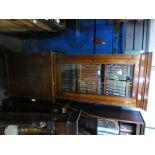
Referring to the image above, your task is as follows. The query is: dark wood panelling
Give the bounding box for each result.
[6,52,54,101]
[73,101,145,135]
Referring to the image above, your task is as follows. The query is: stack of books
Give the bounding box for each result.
[97,118,119,135]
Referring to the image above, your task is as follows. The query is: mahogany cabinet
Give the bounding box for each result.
[5,52,152,110]
[56,53,152,110]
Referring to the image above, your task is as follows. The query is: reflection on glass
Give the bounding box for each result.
[78,64,103,94]
[105,64,134,97]
[60,64,134,97]
[60,64,103,94]
[60,64,77,92]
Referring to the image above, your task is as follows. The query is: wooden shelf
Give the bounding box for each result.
[0,19,65,33]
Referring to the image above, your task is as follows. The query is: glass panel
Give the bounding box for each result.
[60,64,134,98]
[60,64,77,92]
[77,64,103,94]
[60,64,103,95]
[105,64,134,97]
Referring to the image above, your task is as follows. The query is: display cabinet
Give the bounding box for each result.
[5,52,152,110]
[56,53,152,110]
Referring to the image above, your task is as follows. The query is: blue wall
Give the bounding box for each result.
[23,19,125,54]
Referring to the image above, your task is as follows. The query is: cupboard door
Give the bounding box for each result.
[6,52,55,102]
[56,54,138,107]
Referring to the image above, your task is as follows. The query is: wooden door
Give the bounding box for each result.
[6,52,56,102]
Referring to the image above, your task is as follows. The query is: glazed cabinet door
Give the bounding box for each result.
[56,53,152,110]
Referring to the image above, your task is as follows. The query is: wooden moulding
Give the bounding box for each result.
[143,52,153,110]
[132,63,140,98]
[60,93,136,108]
[56,54,141,64]
[136,52,153,110]
[56,54,141,59]
[57,59,140,65]
[136,54,146,109]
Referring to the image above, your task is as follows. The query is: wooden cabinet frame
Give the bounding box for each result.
[55,53,152,110]
[5,52,152,110]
